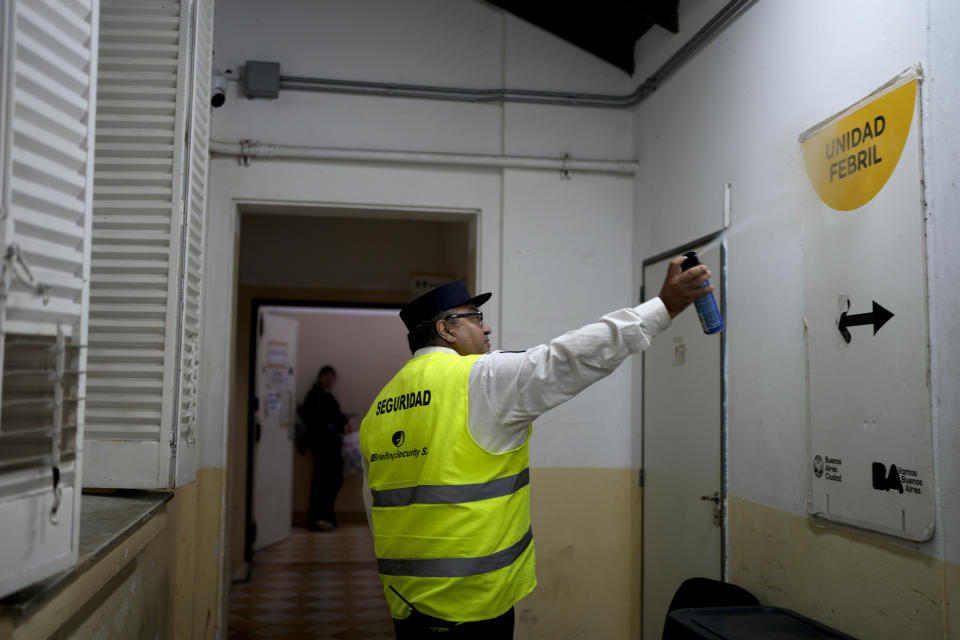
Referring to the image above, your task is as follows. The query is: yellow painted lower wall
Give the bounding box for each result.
[2,468,227,640]
[59,521,174,640]
[728,494,958,639]
[180,468,227,640]
[948,560,959,638]
[518,467,641,640]
[516,477,958,640]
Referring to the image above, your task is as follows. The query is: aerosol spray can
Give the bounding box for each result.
[682,251,724,334]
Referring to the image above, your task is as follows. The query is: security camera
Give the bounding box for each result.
[211,70,227,108]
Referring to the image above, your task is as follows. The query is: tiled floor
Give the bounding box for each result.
[228,523,395,639]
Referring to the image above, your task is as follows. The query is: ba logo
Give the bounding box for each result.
[813,455,824,478]
[872,462,904,494]
[392,431,406,447]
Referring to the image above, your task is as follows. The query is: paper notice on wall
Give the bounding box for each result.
[265,389,282,417]
[267,341,288,367]
[268,369,287,389]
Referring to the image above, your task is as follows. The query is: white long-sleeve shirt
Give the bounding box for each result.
[361,298,671,517]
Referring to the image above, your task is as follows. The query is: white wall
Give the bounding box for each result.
[277,308,411,419]
[500,170,635,468]
[200,0,960,635]
[202,160,504,471]
[925,0,960,568]
[211,0,632,159]
[631,0,958,565]
[206,0,641,472]
[205,169,636,472]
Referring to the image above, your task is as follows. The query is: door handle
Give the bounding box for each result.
[701,491,721,527]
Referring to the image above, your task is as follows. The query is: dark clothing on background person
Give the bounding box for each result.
[298,381,347,528]
[299,381,347,445]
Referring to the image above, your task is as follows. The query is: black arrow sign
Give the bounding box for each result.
[838,300,894,344]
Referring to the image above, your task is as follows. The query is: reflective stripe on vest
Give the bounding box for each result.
[377,527,533,578]
[371,467,530,507]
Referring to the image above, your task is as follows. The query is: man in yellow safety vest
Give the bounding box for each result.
[360,255,712,638]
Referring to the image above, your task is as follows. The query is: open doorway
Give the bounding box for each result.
[228,206,476,578]
[249,304,411,550]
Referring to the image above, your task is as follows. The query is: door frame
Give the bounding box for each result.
[207,160,497,588]
[238,203,480,566]
[640,231,728,634]
[249,307,299,551]
[244,297,406,563]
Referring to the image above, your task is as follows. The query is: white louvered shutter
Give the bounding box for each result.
[0,0,98,599]
[173,0,213,486]
[84,0,210,489]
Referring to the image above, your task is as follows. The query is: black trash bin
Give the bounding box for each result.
[668,606,857,639]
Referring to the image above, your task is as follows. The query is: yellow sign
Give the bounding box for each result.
[801,74,917,211]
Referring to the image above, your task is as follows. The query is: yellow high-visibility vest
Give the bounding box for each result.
[360,351,535,622]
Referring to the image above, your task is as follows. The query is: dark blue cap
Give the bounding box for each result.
[400,281,491,330]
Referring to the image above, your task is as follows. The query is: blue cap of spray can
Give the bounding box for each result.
[681,251,724,334]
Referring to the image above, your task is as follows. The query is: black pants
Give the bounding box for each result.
[393,607,514,639]
[308,431,342,525]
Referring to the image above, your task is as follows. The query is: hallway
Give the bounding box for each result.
[227,524,394,639]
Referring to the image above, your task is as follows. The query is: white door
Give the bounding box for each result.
[252,310,298,550]
[642,242,724,639]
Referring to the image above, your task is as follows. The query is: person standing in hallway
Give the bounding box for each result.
[360,256,713,639]
[298,365,348,531]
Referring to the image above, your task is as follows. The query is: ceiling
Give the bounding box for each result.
[486,0,680,75]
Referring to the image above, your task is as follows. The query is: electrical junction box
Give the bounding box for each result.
[244,60,280,99]
[800,67,934,541]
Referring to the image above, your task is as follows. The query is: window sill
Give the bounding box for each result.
[0,490,172,620]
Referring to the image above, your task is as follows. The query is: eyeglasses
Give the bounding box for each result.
[445,311,483,324]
